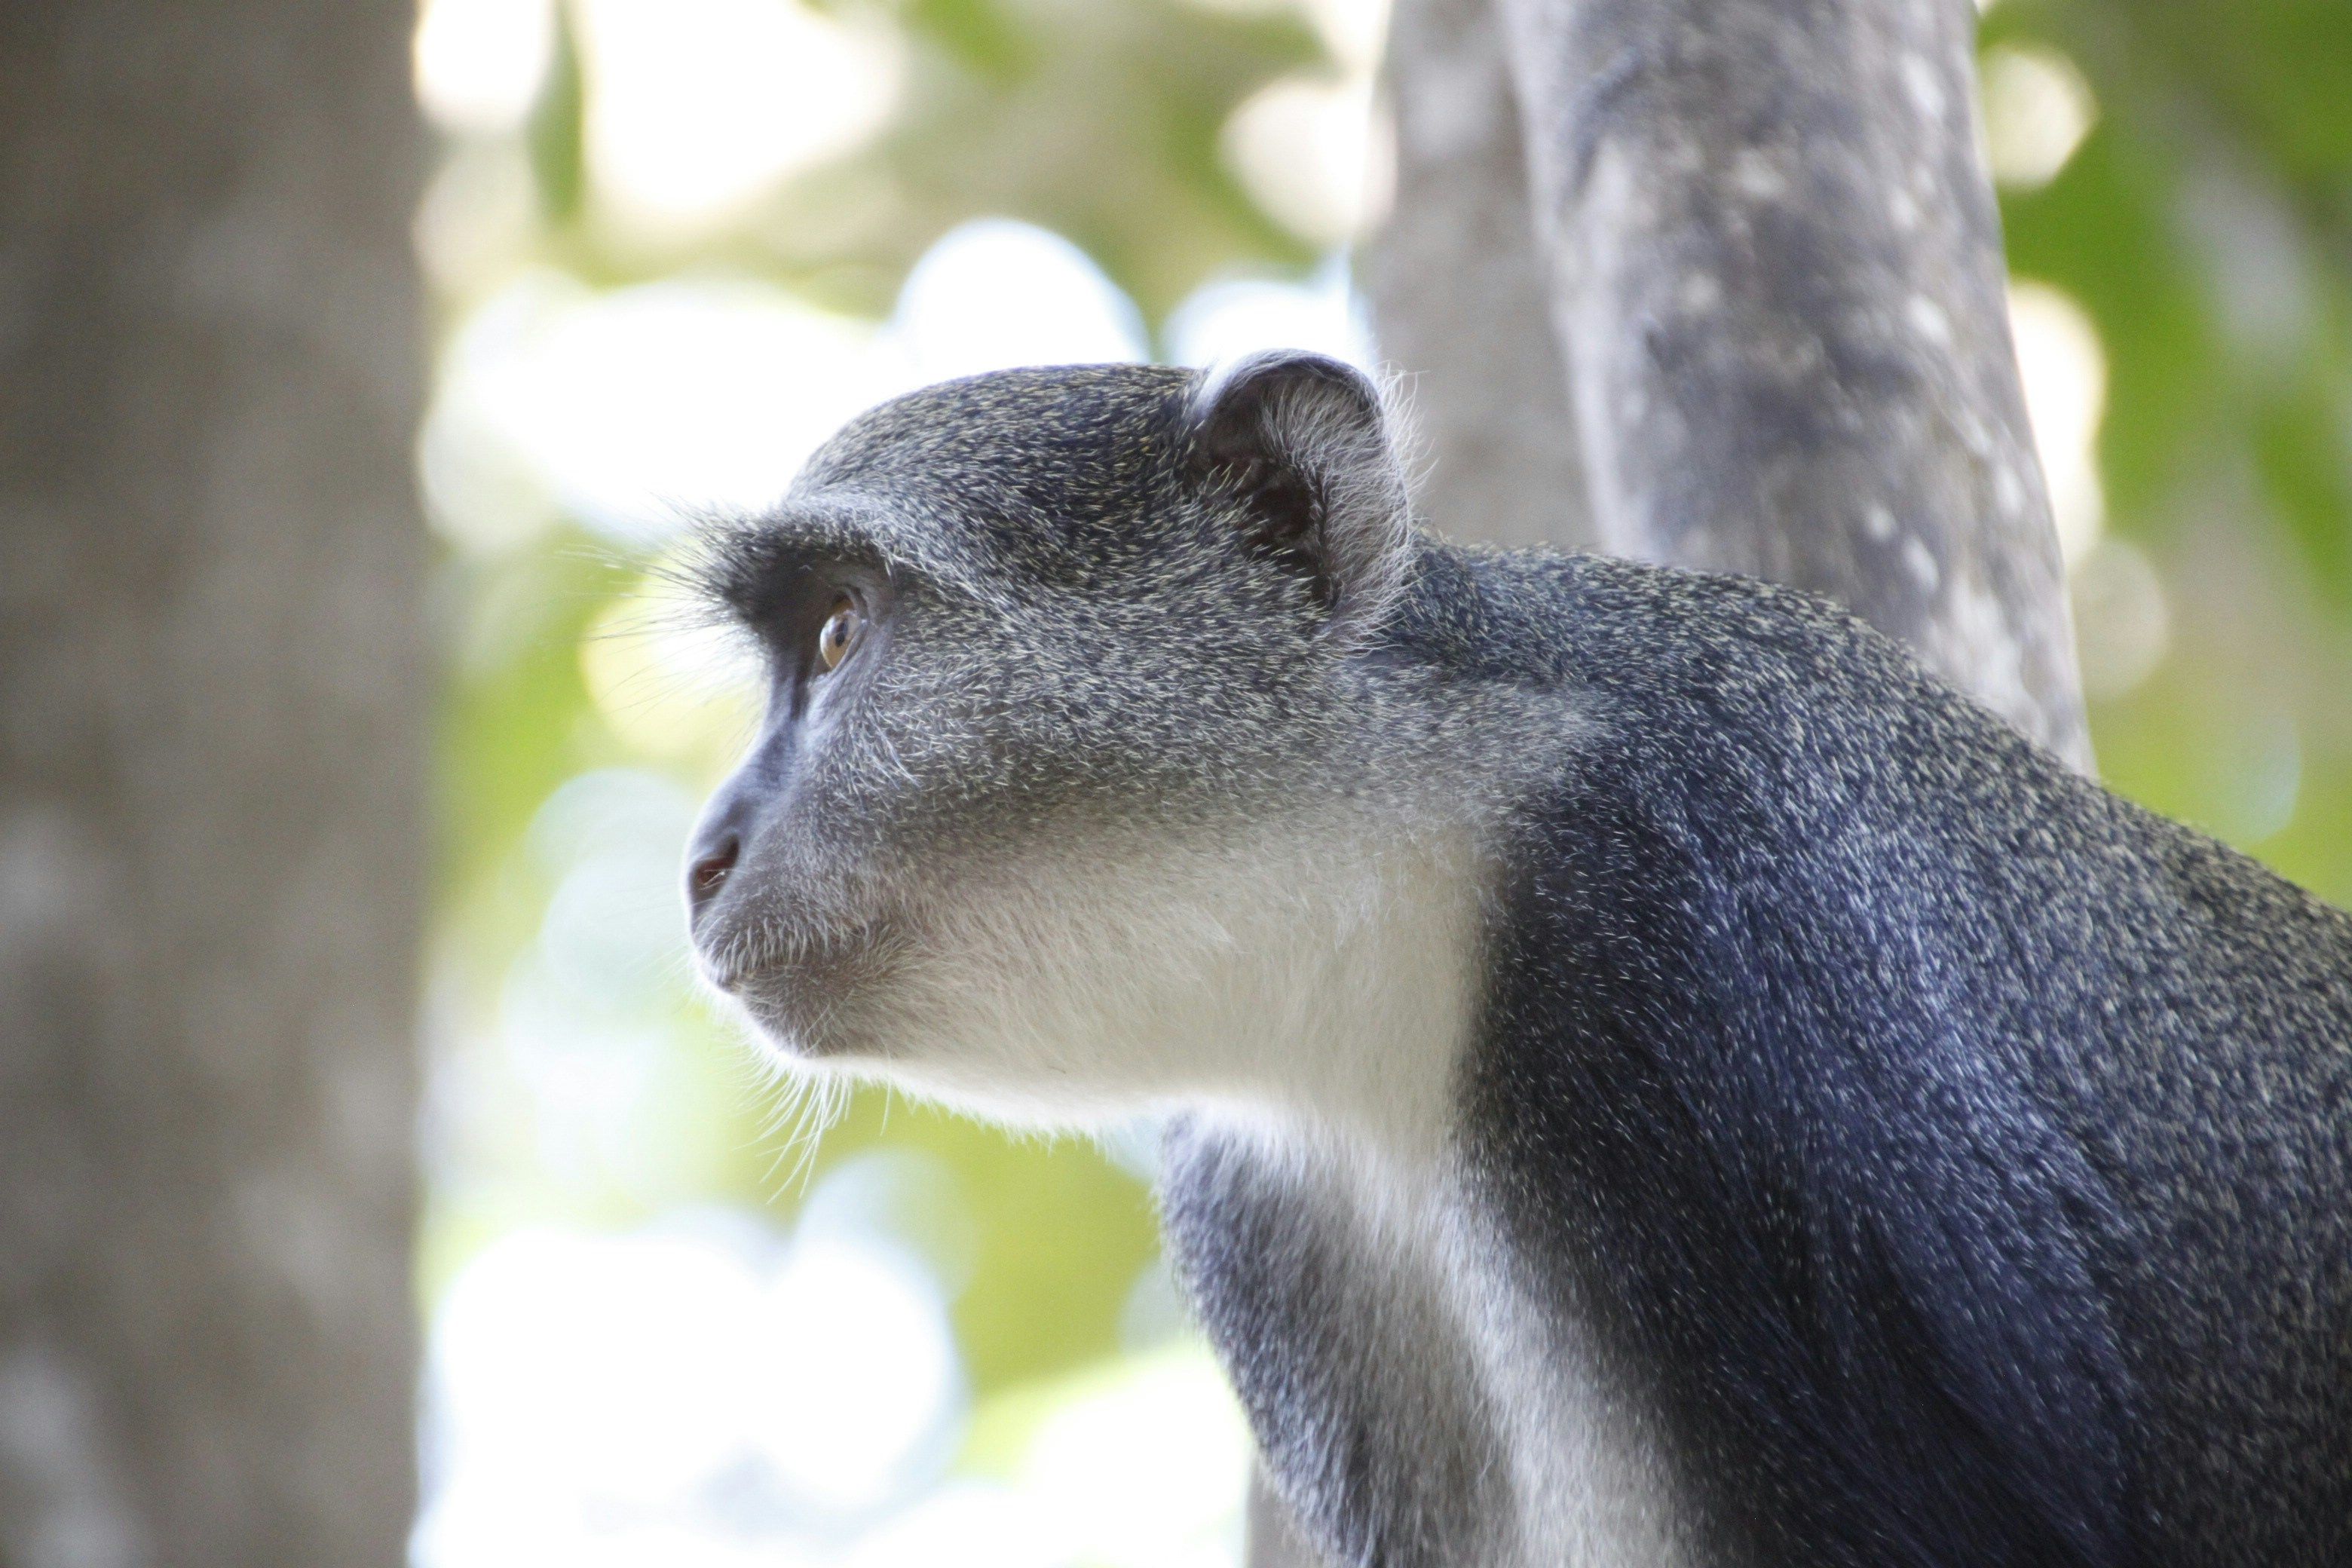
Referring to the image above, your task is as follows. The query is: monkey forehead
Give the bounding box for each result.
[782,364,1207,582]
[802,364,1197,490]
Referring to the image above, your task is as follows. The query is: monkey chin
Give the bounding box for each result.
[714,945,1192,1136]
[706,923,908,1067]
[709,932,1098,1138]
[724,986,1148,1135]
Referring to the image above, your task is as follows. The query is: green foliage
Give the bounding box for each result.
[525,0,586,224]
[819,1096,1165,1392]
[1992,0,2352,895]
[816,0,1324,317]
[435,541,612,939]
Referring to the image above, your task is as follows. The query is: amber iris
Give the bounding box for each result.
[816,596,862,672]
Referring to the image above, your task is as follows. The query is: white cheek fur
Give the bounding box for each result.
[760,812,1487,1156]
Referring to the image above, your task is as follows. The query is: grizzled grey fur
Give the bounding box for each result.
[684,355,2352,1566]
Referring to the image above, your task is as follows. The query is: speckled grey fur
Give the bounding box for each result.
[688,360,2352,1567]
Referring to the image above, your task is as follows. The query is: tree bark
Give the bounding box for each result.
[1494,0,2091,767]
[1364,0,1597,553]
[0,6,426,1566]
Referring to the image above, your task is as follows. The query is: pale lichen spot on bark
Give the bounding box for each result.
[1729,149,1789,202]
[1898,51,1948,123]
[0,1344,146,1568]
[1905,294,1955,349]
[1678,273,1723,314]
[1994,461,2027,519]
[1,810,81,953]
[1903,536,1942,593]
[1864,503,1897,542]
[1888,187,1922,232]
[1955,404,1994,457]
[1942,576,2037,720]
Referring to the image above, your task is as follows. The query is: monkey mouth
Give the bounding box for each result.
[700,918,906,1054]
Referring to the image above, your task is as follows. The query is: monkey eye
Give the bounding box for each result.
[815,595,865,673]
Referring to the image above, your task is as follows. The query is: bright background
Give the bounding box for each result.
[403,1,2352,1563]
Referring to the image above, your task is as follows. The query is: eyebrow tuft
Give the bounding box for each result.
[677,515,884,628]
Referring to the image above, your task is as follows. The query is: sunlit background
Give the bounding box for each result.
[403,0,2352,1561]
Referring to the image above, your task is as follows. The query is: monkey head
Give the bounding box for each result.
[681,354,1478,1132]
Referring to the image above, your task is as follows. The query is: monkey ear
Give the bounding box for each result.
[1187,350,1413,640]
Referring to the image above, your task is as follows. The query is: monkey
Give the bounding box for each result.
[680,352,2352,1566]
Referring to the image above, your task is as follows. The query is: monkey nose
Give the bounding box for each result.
[685,831,741,919]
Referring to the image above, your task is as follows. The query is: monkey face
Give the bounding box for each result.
[678,359,1479,1132]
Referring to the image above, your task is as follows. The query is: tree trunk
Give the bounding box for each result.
[0,7,426,1566]
[1493,0,2091,767]
[1364,0,1597,553]
[1252,0,2091,1558]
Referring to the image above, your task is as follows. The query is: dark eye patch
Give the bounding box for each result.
[737,572,891,728]
[692,528,874,650]
[745,556,840,654]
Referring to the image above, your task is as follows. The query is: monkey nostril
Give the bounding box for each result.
[687,835,740,911]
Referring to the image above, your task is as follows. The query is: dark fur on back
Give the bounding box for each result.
[1170,546,2352,1566]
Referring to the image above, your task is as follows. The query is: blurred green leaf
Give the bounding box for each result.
[527,0,587,224]
[2253,389,2352,606]
[438,549,601,887]
[2001,123,2219,526]
[813,1092,1162,1394]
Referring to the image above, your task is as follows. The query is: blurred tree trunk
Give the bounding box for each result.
[1373,0,2091,770]
[1362,0,1597,553]
[1253,0,2091,1560]
[1491,0,2090,768]
[0,6,425,1566]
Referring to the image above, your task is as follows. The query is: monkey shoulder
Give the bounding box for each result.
[1426,549,2352,1562]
